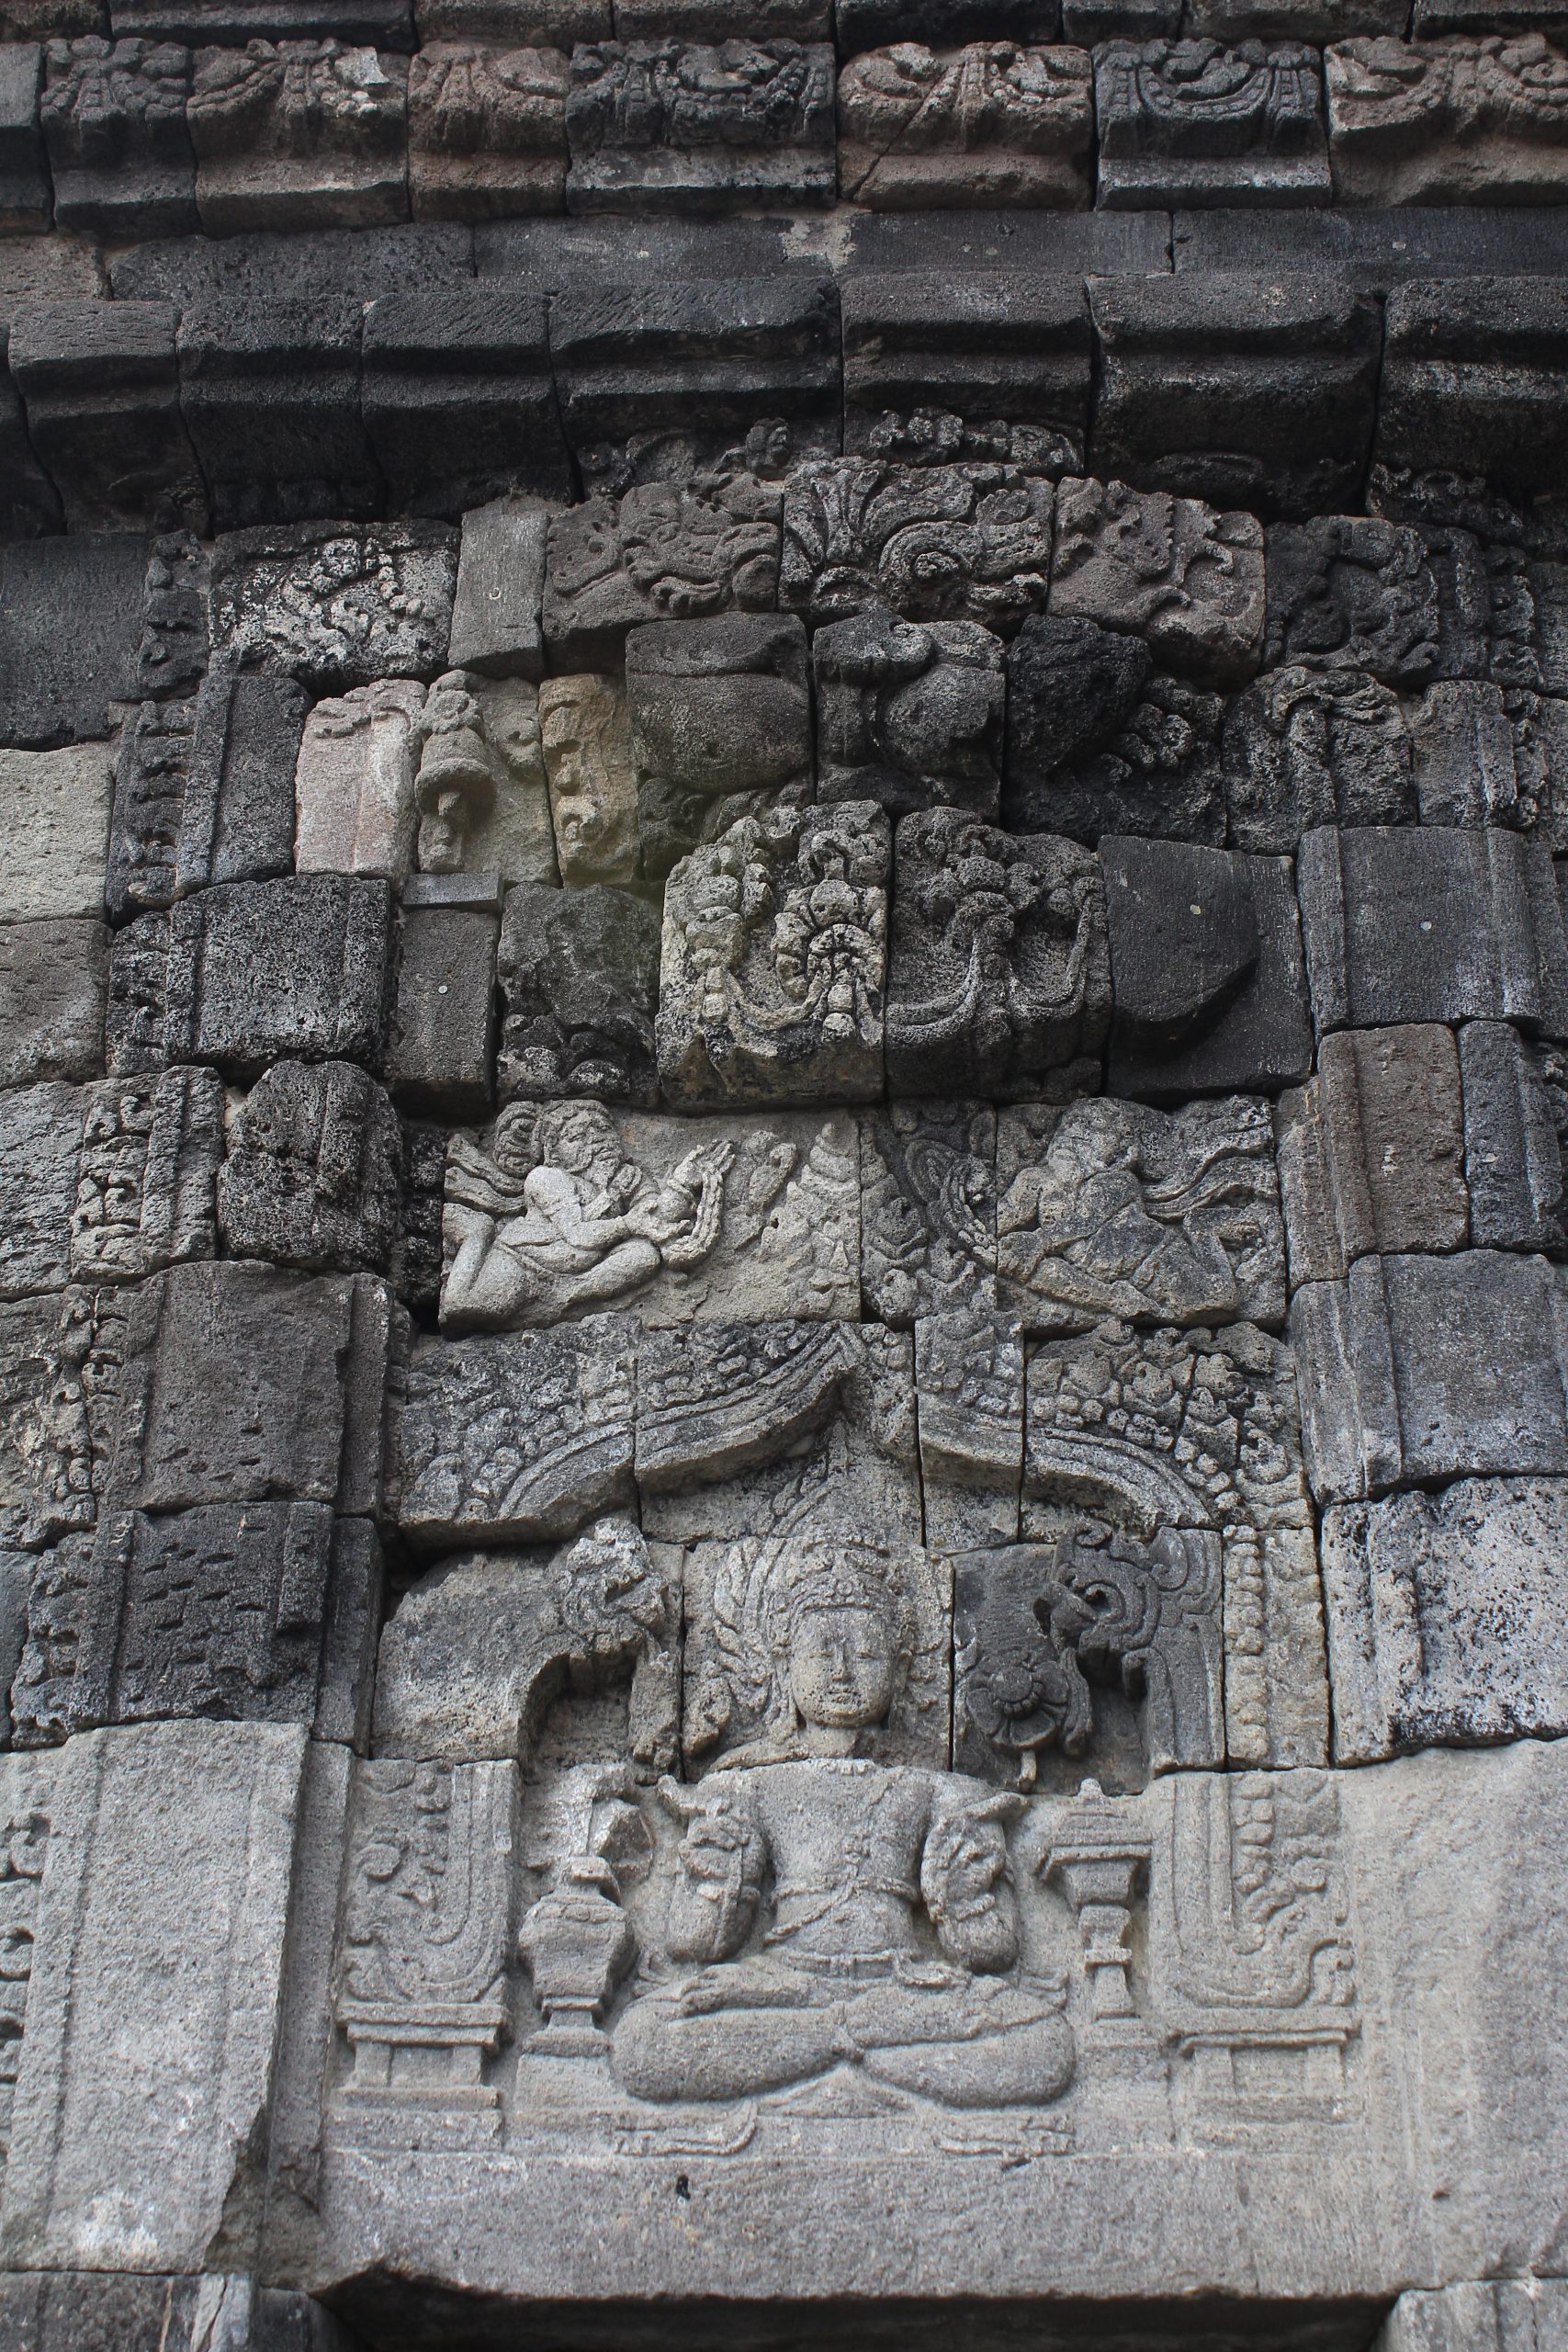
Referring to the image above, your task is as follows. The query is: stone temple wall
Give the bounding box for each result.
[0,6,1565,2348]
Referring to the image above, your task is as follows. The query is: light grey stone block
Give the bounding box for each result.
[915,1307,1023,1553]
[1292,1251,1568,1505]
[1052,474,1266,686]
[860,1101,998,1329]
[1,1721,310,2274]
[1460,1020,1568,1254]
[1324,1477,1568,1763]
[0,746,114,924]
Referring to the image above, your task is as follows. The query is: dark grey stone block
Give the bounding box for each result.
[209,518,458,692]
[363,283,572,519]
[107,670,307,922]
[219,1057,404,1276]
[1173,204,1568,287]
[0,45,51,233]
[0,330,60,540]
[0,2275,361,2351]
[841,270,1089,476]
[1376,277,1568,509]
[1264,515,1440,688]
[104,1257,400,1519]
[106,876,394,1080]
[177,296,381,531]
[112,0,411,36]
[564,39,836,216]
[0,533,149,748]
[40,34,197,240]
[835,0,1060,51]
[135,527,208,699]
[0,919,107,1088]
[1103,833,1313,1096]
[1459,1018,1568,1253]
[110,220,469,304]
[1222,669,1414,853]
[626,612,811,882]
[550,273,839,490]
[1298,824,1568,1035]
[498,879,660,1108]
[1089,271,1380,520]
[8,300,206,535]
[387,901,499,1121]
[446,496,547,681]
[1003,616,1224,845]
[10,1502,382,1748]
[816,605,1005,821]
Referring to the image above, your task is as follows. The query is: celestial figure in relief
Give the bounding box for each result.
[441,1100,731,1330]
[613,1546,1074,2110]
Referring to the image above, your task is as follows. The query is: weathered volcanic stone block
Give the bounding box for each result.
[1298,824,1568,1035]
[1277,1025,1469,1284]
[783,458,1054,635]
[418,0,607,31]
[1374,276,1568,507]
[1292,1250,1568,1504]
[188,39,409,232]
[388,900,499,1121]
[396,1316,636,1548]
[564,38,836,214]
[0,333,62,543]
[10,1502,380,1748]
[498,880,659,1108]
[659,803,890,1111]
[106,670,308,922]
[838,40,1093,209]
[363,287,572,517]
[1094,37,1331,208]
[1050,476,1264,686]
[0,2274,362,2352]
[544,473,781,673]
[0,745,113,922]
[0,920,107,1090]
[0,1068,221,1299]
[1409,680,1568,851]
[0,1721,310,2274]
[626,614,811,883]
[549,274,839,490]
[177,296,380,531]
[407,38,569,219]
[1102,834,1313,1096]
[1374,2281,1568,2352]
[836,0,1054,49]
[1003,615,1225,846]
[0,534,152,748]
[447,494,547,681]
[860,1100,997,1327]
[8,299,208,536]
[0,42,51,232]
[840,270,1089,478]
[1323,1478,1568,1762]
[1264,514,1440,687]
[1459,1018,1568,1253]
[107,876,394,1079]
[1089,272,1380,521]
[40,34,197,240]
[219,1058,403,1276]
[814,605,1005,822]
[209,519,457,692]
[105,1258,398,1518]
[1327,38,1568,209]
[293,678,424,882]
[886,809,1110,1098]
[134,526,209,698]
[1223,667,1413,854]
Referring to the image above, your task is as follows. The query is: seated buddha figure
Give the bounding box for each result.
[611,1547,1074,2110]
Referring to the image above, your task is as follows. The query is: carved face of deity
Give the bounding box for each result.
[785,1602,897,1732]
[538,1102,622,1182]
[539,677,636,885]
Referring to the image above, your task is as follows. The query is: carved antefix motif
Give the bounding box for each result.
[441,1100,859,1332]
[659,804,891,1111]
[1327,34,1568,204]
[953,1526,1224,1792]
[783,459,1054,635]
[337,1758,521,2131]
[886,811,1110,1100]
[1051,478,1265,687]
[408,41,569,219]
[187,40,409,233]
[838,41,1093,208]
